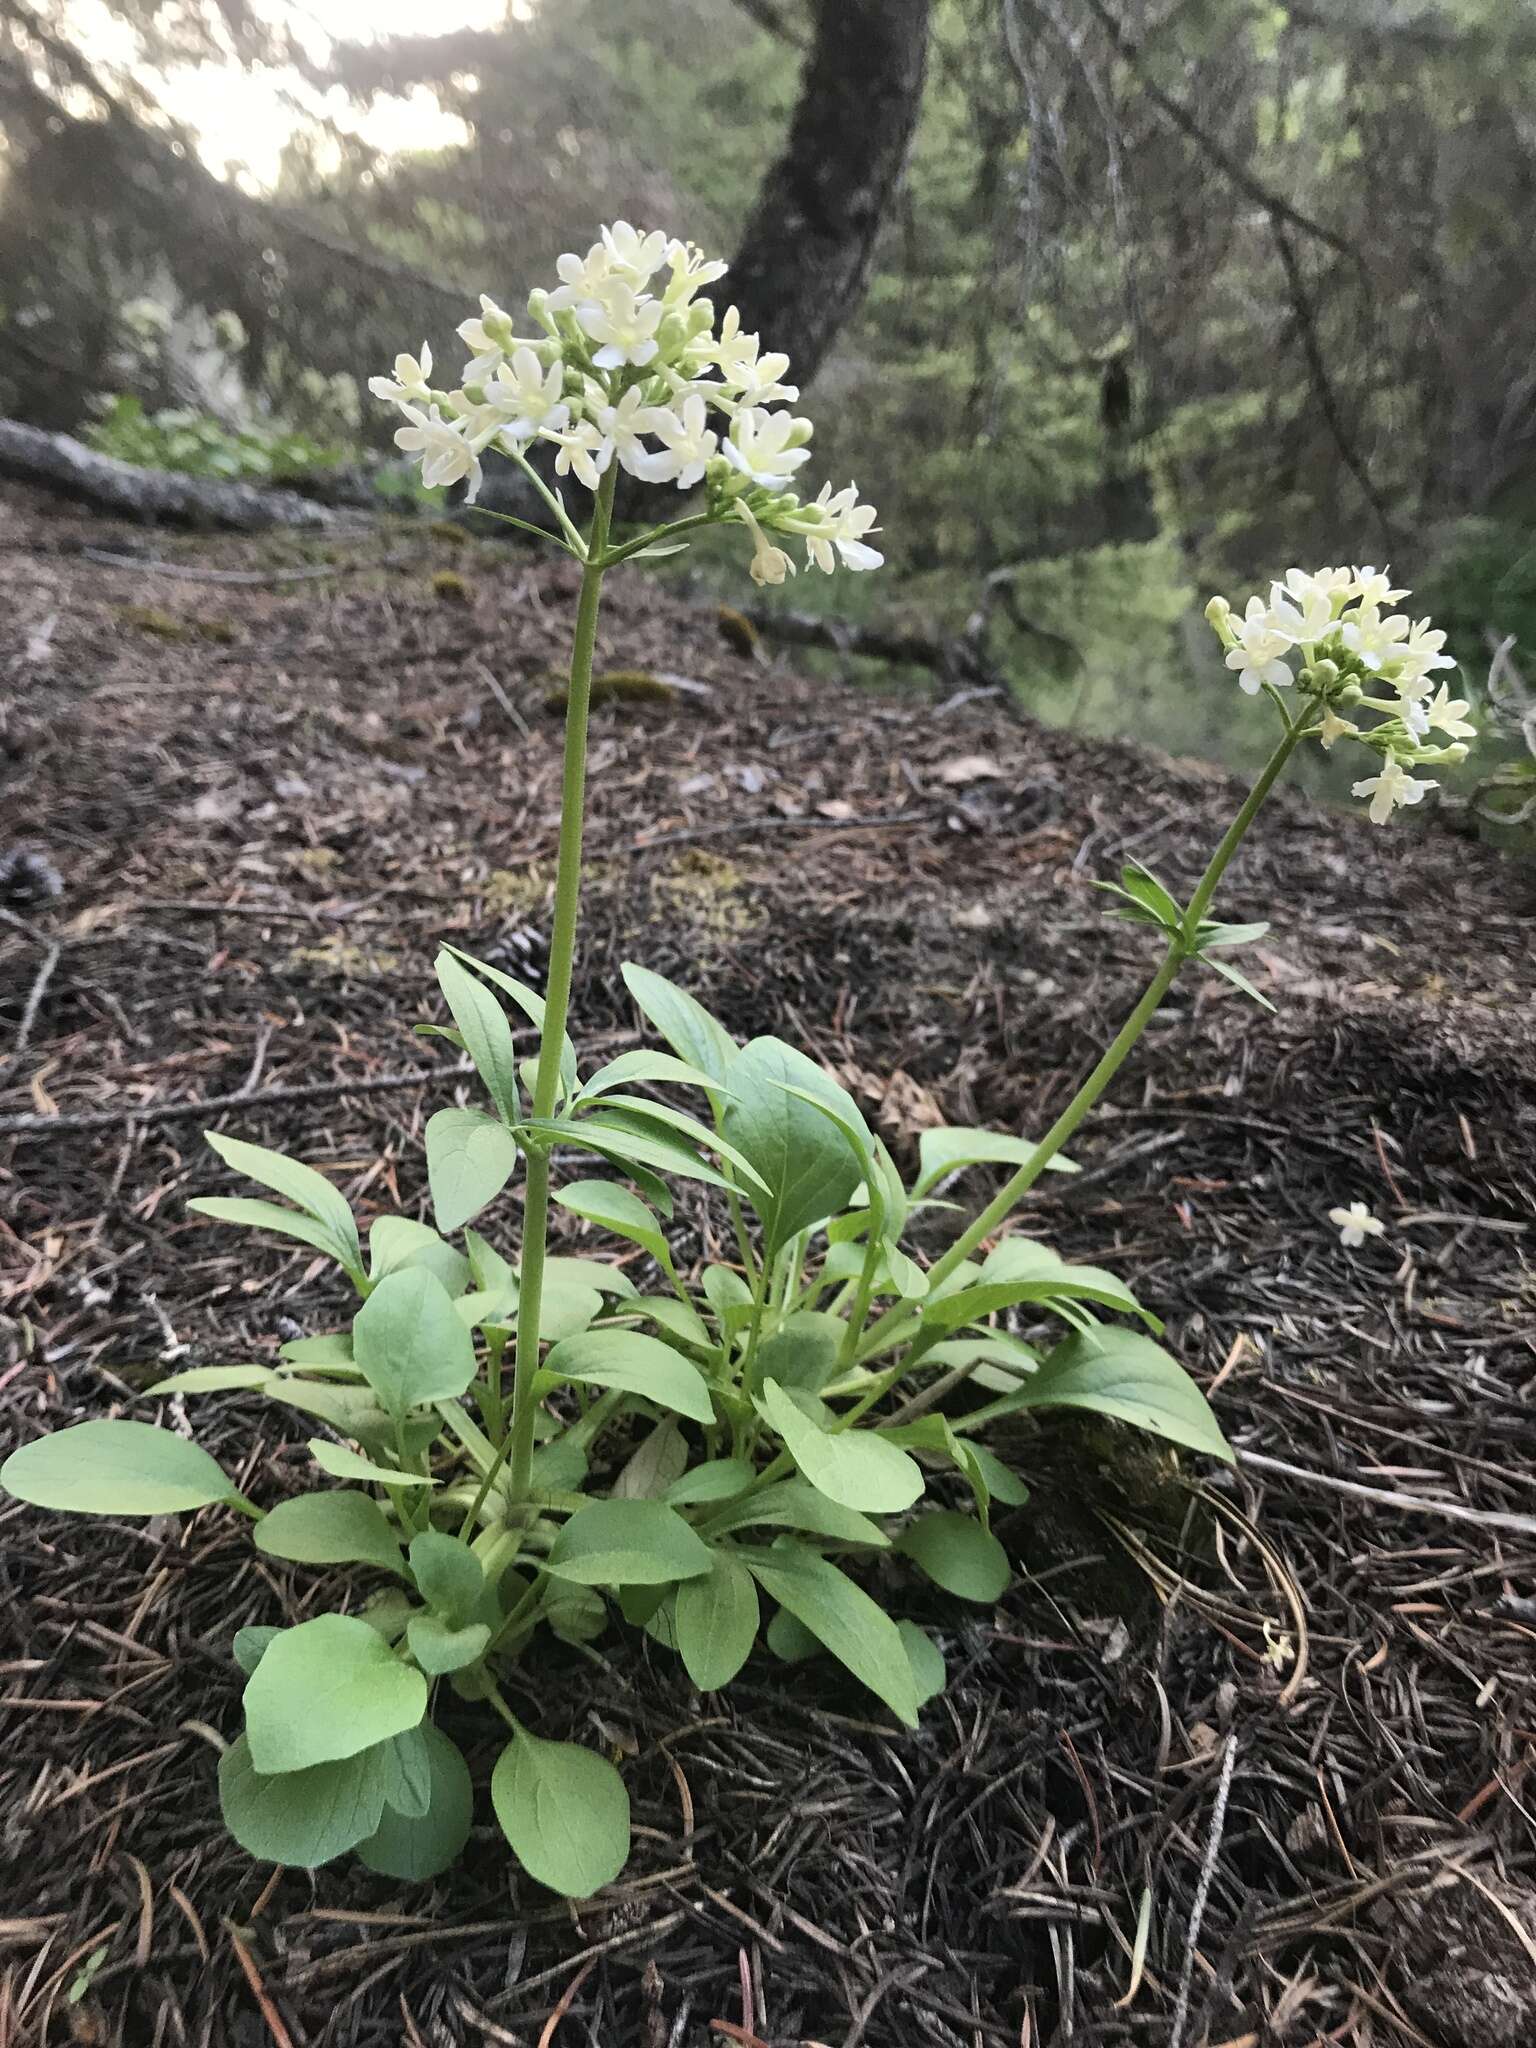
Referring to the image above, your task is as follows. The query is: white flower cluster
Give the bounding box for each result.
[371,223,881,586]
[1205,567,1476,823]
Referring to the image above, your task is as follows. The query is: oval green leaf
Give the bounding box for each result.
[425,1107,521,1236]
[895,1510,1011,1603]
[544,1498,712,1587]
[356,1724,474,1881]
[674,1550,759,1691]
[243,1612,428,1774]
[1,1419,234,1517]
[491,1727,630,1897]
[756,1380,924,1514]
[254,1490,406,1574]
[219,1734,387,1868]
[543,1328,714,1425]
[353,1267,476,1413]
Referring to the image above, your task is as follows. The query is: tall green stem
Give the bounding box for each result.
[506,464,618,1503]
[860,700,1313,1348]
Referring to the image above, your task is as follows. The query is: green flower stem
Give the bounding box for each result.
[855,702,1315,1360]
[596,511,718,572]
[505,464,619,1506]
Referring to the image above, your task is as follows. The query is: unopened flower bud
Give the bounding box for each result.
[1443,742,1469,764]
[1338,682,1364,706]
[687,300,715,339]
[1306,658,1339,691]
[1204,595,1235,650]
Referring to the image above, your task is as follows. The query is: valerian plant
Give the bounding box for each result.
[3,227,1476,1897]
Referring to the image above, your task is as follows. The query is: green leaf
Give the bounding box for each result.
[254,1491,406,1574]
[741,1546,919,1727]
[898,1620,946,1708]
[278,1332,355,1369]
[543,1580,607,1644]
[755,1311,845,1395]
[1,1419,234,1517]
[435,948,522,1123]
[353,1268,476,1413]
[721,1038,865,1258]
[555,1110,738,1195]
[1196,919,1269,949]
[219,1734,385,1868]
[491,1727,630,1897]
[243,1613,428,1773]
[406,1612,491,1675]
[543,1328,714,1425]
[375,1725,434,1819]
[621,963,738,1086]
[307,1440,436,1490]
[663,1459,756,1507]
[553,1179,671,1267]
[981,1238,1147,1318]
[232,1625,281,1675]
[261,1376,394,1442]
[577,1049,723,1102]
[632,1295,714,1350]
[925,1335,1040,1387]
[765,1606,821,1662]
[895,1510,1010,1603]
[442,946,577,1101]
[186,1196,345,1265]
[143,1363,273,1396]
[996,1327,1234,1462]
[368,1216,471,1296]
[612,1419,689,1500]
[544,1499,712,1587]
[965,1443,1030,1507]
[581,1098,769,1195]
[425,1108,521,1235]
[757,1380,924,1514]
[202,1132,360,1265]
[356,1724,474,1880]
[407,1530,484,1625]
[542,1256,639,1301]
[674,1550,759,1690]
[1200,950,1277,1012]
[912,1128,1079,1200]
[703,1477,889,1547]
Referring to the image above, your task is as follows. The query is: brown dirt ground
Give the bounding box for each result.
[1,481,1534,2048]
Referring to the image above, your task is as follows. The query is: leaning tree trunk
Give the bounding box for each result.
[725,0,931,382]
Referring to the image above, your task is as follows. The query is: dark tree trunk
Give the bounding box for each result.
[725,0,932,383]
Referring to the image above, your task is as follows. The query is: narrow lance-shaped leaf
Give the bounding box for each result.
[202,1132,361,1276]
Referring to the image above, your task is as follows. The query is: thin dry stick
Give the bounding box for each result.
[1239,1449,1536,1540]
[1168,1731,1238,2048]
[0,1062,476,1137]
[14,943,59,1054]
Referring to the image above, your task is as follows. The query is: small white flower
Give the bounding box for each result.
[648,392,718,488]
[1393,618,1457,689]
[457,295,514,383]
[574,280,665,370]
[592,384,674,479]
[369,342,433,408]
[801,482,883,573]
[1425,684,1476,740]
[393,403,484,502]
[549,242,613,313]
[483,347,569,442]
[660,239,729,309]
[547,417,611,491]
[1351,755,1435,824]
[601,220,670,286]
[721,406,812,490]
[711,310,799,405]
[1339,605,1411,673]
[735,501,795,588]
[1328,1200,1385,1248]
[1349,565,1409,609]
[1224,597,1294,695]
[1279,566,1353,607]
[1267,580,1334,647]
[1317,706,1358,750]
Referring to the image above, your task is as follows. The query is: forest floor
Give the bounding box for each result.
[2,480,1535,2048]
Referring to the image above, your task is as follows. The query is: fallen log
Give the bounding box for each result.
[0,419,355,532]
